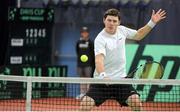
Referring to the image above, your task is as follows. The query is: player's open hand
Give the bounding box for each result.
[151,9,166,24]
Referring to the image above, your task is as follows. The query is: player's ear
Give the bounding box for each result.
[103,18,106,24]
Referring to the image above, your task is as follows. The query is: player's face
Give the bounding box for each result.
[103,15,120,34]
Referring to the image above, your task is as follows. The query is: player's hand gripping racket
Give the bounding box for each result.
[126,61,164,79]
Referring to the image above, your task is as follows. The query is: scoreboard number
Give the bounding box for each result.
[26,28,46,38]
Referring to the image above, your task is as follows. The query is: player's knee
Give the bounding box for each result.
[80,96,95,111]
[127,94,142,111]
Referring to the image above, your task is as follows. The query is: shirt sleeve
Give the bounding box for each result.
[122,26,137,39]
[94,36,106,56]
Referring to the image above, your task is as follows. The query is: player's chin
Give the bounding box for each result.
[107,28,115,34]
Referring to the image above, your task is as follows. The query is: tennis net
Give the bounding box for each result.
[0,75,180,111]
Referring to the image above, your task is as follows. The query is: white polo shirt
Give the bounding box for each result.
[94,25,137,79]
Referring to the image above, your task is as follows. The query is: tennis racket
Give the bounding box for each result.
[126,61,164,79]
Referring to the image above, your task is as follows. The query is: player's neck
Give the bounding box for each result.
[104,28,116,35]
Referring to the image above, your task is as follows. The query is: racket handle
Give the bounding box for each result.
[126,64,143,78]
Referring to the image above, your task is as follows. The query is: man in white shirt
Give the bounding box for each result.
[80,8,166,111]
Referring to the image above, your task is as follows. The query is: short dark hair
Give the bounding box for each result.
[103,8,121,20]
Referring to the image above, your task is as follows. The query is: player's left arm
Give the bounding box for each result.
[133,9,166,41]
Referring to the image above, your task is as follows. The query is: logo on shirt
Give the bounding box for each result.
[79,42,89,48]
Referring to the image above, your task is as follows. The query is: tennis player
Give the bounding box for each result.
[80,8,166,111]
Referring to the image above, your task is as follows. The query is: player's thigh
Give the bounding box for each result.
[127,94,141,103]
[86,84,109,106]
[116,84,139,106]
[80,96,95,111]
[81,95,95,106]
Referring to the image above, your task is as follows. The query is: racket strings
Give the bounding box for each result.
[140,64,152,79]
[154,65,164,79]
[135,62,164,79]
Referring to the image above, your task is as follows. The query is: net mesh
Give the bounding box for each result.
[0,75,180,111]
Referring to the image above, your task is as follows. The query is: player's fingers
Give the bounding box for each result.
[160,10,166,14]
[152,10,155,16]
[160,16,166,20]
[156,9,162,14]
[160,11,166,17]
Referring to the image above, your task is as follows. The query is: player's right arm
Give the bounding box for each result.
[94,35,108,79]
[95,54,109,79]
[95,54,105,74]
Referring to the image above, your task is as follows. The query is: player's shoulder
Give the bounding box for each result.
[95,30,105,39]
[118,25,130,31]
[118,25,135,35]
[94,31,106,44]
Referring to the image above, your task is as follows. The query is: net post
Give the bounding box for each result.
[26,76,32,111]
